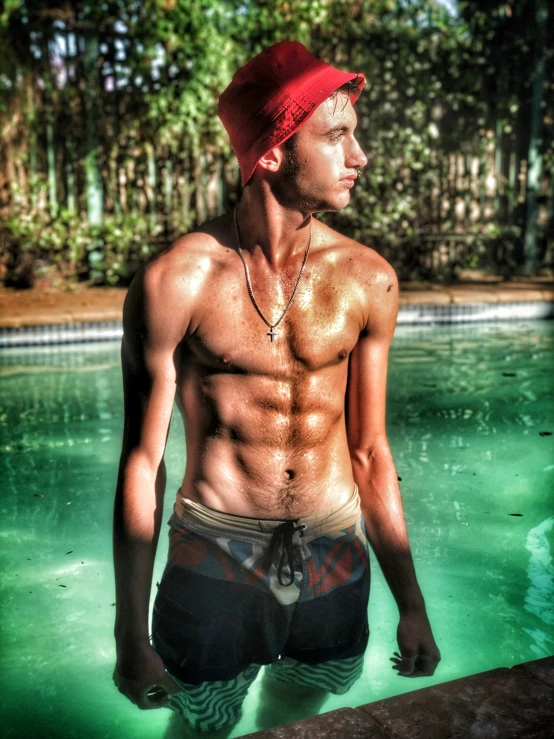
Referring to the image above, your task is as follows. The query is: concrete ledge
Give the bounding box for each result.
[241,707,388,738]
[359,658,554,739]
[399,281,554,306]
[515,658,554,689]
[243,657,554,738]
[398,291,451,306]
[0,287,126,328]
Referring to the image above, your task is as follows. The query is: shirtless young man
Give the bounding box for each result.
[113,41,440,732]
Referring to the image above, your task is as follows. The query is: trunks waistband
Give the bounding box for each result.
[171,484,361,546]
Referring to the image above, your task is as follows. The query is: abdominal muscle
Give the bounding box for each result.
[175,370,356,520]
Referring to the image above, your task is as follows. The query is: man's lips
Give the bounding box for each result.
[340,175,357,187]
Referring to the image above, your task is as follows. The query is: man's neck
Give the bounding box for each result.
[236,184,313,269]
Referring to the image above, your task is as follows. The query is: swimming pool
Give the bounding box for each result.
[1,320,553,738]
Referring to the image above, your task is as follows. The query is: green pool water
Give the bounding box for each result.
[1,320,553,738]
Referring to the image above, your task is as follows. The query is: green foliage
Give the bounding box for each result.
[78,215,159,285]
[2,204,162,286]
[1,0,553,283]
[0,0,21,30]
[310,0,553,276]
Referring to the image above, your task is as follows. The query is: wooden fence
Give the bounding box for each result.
[1,88,552,281]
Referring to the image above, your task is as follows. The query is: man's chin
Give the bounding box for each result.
[315,191,351,214]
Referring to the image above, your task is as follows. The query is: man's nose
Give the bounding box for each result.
[348,137,368,169]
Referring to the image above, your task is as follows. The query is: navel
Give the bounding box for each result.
[284,469,295,480]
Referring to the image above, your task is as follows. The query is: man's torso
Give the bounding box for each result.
[147,214,386,519]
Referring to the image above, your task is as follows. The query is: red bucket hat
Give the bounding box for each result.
[218,41,365,186]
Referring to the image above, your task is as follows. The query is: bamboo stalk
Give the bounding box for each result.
[83,25,103,225]
[523,0,548,272]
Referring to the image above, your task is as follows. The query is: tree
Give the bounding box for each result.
[1,0,552,285]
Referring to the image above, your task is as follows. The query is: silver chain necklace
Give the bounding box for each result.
[233,207,312,342]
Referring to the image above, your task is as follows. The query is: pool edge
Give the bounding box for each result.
[241,655,554,738]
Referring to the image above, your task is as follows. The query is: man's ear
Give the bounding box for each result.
[257,146,284,174]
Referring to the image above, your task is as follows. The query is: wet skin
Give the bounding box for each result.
[122,216,389,521]
[120,98,375,520]
[113,96,440,710]
[168,216,382,519]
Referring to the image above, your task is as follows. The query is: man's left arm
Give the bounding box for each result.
[346,265,441,677]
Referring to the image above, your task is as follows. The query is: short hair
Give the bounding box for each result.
[330,78,364,99]
[283,79,362,154]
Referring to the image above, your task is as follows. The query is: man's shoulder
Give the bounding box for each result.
[139,218,230,295]
[317,220,397,287]
[124,219,229,335]
[150,222,227,284]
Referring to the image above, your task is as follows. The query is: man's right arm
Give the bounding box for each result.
[113,258,189,708]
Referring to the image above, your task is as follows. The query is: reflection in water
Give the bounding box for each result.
[523,517,554,658]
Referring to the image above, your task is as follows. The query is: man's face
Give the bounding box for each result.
[277,94,368,213]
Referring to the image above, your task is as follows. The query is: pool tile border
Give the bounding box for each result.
[396,300,554,324]
[1,302,553,348]
[0,320,123,348]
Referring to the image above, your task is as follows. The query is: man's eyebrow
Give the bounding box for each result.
[324,125,350,136]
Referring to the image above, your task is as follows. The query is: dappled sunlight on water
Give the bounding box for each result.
[1,322,553,737]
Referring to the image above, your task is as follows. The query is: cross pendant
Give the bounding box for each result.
[268,326,277,342]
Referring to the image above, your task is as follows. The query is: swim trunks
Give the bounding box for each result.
[152,485,370,731]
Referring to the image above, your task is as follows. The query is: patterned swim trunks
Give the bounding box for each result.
[152,485,370,731]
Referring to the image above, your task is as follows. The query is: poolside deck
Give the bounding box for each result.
[243,656,554,738]
[0,278,553,328]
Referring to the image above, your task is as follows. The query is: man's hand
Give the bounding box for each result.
[114,641,181,710]
[391,610,441,678]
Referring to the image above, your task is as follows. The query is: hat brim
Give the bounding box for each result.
[239,69,365,186]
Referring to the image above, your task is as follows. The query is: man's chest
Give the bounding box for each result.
[186,262,366,375]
